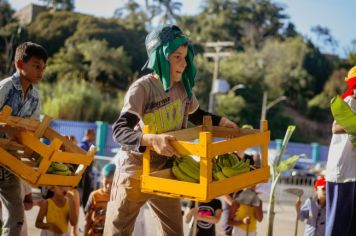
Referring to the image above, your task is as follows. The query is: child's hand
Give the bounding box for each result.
[150,134,179,157]
[219,117,238,129]
[48,223,63,235]
[242,216,251,225]
[295,198,301,211]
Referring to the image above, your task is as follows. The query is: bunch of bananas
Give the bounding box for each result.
[172,156,200,183]
[213,154,250,181]
[171,153,251,183]
[47,162,72,176]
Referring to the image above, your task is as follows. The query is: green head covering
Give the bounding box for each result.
[144,25,196,99]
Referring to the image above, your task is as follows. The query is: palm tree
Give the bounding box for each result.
[144,0,182,25]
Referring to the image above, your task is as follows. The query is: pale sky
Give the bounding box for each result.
[10,0,356,58]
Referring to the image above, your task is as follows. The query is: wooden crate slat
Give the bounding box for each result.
[210,131,270,157]
[141,119,271,202]
[212,126,259,138]
[6,117,39,131]
[44,127,86,154]
[208,167,270,198]
[0,105,95,187]
[0,147,40,183]
[51,152,93,165]
[37,174,80,187]
[17,132,54,158]
[0,139,25,150]
[141,176,205,198]
[163,126,202,141]
[170,141,205,157]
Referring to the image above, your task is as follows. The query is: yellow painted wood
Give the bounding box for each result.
[170,141,204,157]
[210,131,270,157]
[212,126,258,138]
[142,147,151,176]
[209,167,270,198]
[141,175,205,197]
[0,139,25,150]
[51,152,93,165]
[163,126,202,141]
[17,131,53,158]
[202,116,212,132]
[140,118,271,202]
[199,132,212,157]
[37,174,80,187]
[199,132,213,195]
[0,147,39,183]
[260,120,268,132]
[24,115,53,157]
[0,105,95,187]
[44,128,86,154]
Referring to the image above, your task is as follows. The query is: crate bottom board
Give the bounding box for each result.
[141,167,270,202]
[35,174,83,187]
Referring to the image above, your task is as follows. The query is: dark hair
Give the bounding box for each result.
[85,128,95,136]
[15,42,48,63]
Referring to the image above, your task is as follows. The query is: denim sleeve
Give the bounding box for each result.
[0,79,11,109]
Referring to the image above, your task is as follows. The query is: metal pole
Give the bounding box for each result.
[205,41,233,113]
[208,54,220,113]
[261,91,268,120]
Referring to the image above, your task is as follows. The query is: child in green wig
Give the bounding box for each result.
[104,25,237,235]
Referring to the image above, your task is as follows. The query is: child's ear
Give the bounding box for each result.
[15,60,24,70]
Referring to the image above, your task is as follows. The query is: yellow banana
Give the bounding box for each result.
[53,170,72,176]
[172,162,198,183]
[51,162,69,171]
[178,160,199,181]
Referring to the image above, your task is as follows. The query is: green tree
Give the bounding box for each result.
[215,92,246,124]
[0,0,14,27]
[40,79,124,122]
[114,0,148,31]
[237,0,287,49]
[311,25,338,54]
[28,11,83,55]
[179,0,241,44]
[144,0,182,24]
[45,39,132,90]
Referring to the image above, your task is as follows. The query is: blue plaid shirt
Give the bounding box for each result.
[0,72,40,119]
[0,72,40,179]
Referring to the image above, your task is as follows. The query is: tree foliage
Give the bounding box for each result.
[0,0,349,141]
[39,79,124,122]
[45,39,132,90]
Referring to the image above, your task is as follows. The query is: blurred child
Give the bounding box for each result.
[35,186,77,236]
[0,42,47,235]
[296,177,326,236]
[0,181,42,236]
[326,65,356,236]
[228,188,263,236]
[67,188,80,236]
[185,198,222,236]
[84,163,116,236]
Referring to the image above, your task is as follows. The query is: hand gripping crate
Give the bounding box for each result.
[0,105,95,187]
[141,117,270,202]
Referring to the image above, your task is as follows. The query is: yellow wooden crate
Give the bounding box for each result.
[0,106,95,187]
[141,117,270,202]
